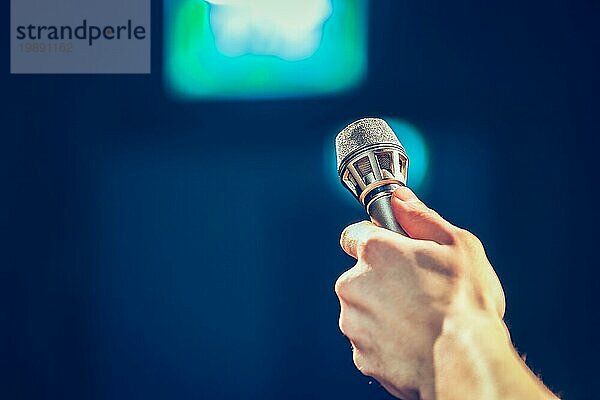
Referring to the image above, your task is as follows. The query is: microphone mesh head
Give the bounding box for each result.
[335,118,403,171]
[335,117,409,202]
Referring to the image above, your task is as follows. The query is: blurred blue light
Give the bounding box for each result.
[386,118,429,191]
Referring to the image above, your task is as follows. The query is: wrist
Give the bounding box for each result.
[424,311,557,400]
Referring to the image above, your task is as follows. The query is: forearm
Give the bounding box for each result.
[430,313,558,400]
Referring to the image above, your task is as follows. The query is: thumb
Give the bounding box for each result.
[391,186,455,245]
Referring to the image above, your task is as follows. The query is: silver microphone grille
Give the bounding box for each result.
[335,118,404,172]
[335,118,409,203]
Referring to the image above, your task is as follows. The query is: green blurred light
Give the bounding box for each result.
[164,0,367,99]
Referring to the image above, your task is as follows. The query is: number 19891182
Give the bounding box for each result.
[19,42,73,53]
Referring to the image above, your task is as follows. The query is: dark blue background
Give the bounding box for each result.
[2,1,599,399]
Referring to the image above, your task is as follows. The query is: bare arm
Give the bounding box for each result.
[335,187,558,400]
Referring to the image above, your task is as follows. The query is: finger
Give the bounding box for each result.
[340,219,413,260]
[391,186,455,245]
[334,263,381,308]
[339,221,379,259]
[338,304,373,350]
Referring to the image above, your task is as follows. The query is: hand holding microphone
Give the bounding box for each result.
[334,119,558,400]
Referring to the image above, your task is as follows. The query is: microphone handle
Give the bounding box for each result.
[366,191,407,236]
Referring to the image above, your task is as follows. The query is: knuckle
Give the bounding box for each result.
[334,276,348,298]
[338,313,359,339]
[338,314,348,335]
[334,268,358,298]
[338,313,367,343]
[454,228,484,250]
[353,351,376,377]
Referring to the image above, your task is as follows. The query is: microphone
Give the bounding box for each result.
[335,118,409,234]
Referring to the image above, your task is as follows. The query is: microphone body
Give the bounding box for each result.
[365,183,404,233]
[335,118,409,235]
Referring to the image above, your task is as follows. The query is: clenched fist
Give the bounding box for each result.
[336,187,557,400]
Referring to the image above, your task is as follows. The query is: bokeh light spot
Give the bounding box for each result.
[386,118,429,191]
[164,0,367,99]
